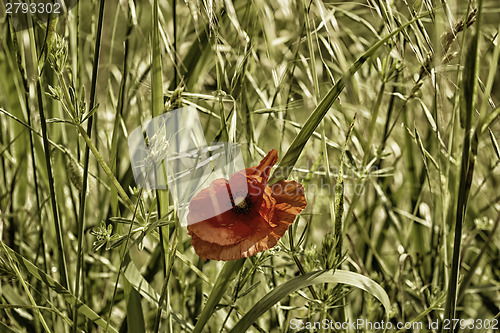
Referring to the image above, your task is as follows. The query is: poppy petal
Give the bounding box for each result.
[187,205,263,246]
[187,178,235,224]
[189,214,281,261]
[187,170,251,223]
[246,149,278,181]
[271,180,307,225]
[259,187,276,225]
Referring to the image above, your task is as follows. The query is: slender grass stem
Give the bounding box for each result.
[105,188,143,333]
[72,0,106,332]
[443,2,482,330]
[26,14,70,295]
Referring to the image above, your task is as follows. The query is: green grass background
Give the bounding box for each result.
[0,0,499,332]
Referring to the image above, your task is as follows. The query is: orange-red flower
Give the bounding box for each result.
[187,149,307,261]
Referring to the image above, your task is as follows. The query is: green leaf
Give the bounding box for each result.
[444,2,483,326]
[193,259,246,333]
[81,103,100,124]
[125,284,146,333]
[229,270,391,333]
[123,260,160,305]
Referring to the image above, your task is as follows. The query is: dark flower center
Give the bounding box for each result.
[230,195,253,215]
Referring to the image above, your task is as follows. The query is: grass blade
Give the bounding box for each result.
[269,9,433,183]
[229,269,391,333]
[73,0,106,331]
[125,283,146,333]
[1,243,118,333]
[443,2,483,329]
[192,259,246,333]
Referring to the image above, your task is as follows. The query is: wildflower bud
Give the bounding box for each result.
[65,154,88,194]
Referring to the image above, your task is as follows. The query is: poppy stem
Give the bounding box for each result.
[193,259,246,333]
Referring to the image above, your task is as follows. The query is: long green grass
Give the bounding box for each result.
[1,0,499,332]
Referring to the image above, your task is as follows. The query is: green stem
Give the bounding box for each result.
[27,15,70,293]
[72,0,106,332]
[443,2,482,331]
[192,259,246,333]
[106,188,143,333]
[76,124,136,215]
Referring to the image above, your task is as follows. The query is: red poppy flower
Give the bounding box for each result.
[187,149,307,261]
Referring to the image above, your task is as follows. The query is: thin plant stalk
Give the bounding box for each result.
[443,2,482,330]
[26,12,70,294]
[72,0,106,332]
[150,0,173,331]
[106,188,144,333]
[8,15,55,328]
